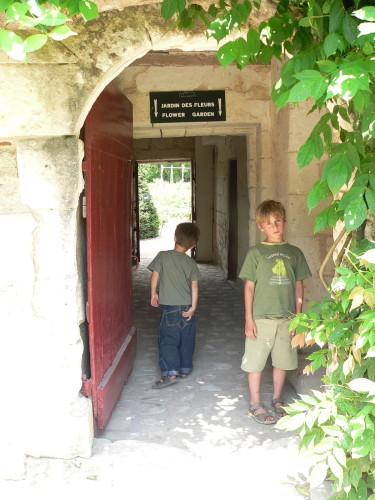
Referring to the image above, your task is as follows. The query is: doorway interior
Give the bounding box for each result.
[137,160,194,259]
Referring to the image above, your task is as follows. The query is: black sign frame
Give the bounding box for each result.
[150,90,226,124]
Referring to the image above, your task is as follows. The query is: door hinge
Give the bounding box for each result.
[86,301,90,322]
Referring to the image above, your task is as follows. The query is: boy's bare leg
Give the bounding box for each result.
[272,367,286,400]
[248,372,276,423]
[248,372,262,405]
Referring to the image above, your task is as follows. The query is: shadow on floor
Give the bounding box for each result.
[102,260,297,454]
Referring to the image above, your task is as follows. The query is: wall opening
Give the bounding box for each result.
[137,160,193,258]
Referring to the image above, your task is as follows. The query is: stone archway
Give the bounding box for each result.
[0,2,329,478]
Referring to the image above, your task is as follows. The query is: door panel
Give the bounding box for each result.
[227,159,238,280]
[84,84,136,430]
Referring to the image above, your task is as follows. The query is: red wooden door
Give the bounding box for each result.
[83,84,136,431]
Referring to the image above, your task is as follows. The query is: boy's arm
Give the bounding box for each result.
[291,280,304,337]
[150,271,159,307]
[244,280,257,340]
[182,280,198,320]
[295,280,304,314]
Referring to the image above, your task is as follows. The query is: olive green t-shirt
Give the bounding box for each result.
[148,250,201,306]
[239,242,311,319]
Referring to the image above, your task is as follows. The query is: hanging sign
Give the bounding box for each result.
[150,90,226,123]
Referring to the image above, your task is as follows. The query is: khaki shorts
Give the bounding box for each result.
[241,318,297,373]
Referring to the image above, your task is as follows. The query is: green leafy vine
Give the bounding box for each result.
[0,0,98,60]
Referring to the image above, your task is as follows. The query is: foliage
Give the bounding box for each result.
[0,0,98,60]
[149,178,191,227]
[277,243,375,498]
[161,0,375,234]
[138,163,191,230]
[138,163,161,184]
[138,172,160,240]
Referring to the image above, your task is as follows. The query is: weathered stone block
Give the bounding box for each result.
[17,137,83,210]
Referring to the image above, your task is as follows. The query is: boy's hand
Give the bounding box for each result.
[245,319,257,340]
[151,293,159,307]
[182,307,195,320]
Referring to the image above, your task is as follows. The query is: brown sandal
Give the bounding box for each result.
[152,376,178,389]
[271,398,287,418]
[248,403,276,425]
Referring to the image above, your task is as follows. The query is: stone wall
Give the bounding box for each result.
[0,139,93,477]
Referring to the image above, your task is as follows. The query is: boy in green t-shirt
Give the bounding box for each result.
[148,222,200,389]
[239,200,311,424]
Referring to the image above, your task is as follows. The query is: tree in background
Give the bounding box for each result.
[138,169,160,239]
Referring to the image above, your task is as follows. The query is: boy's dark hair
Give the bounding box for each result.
[256,200,286,224]
[175,222,200,249]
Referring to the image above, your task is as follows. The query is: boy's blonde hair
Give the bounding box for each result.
[256,200,286,224]
[175,222,200,249]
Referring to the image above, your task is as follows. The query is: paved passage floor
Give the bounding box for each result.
[103,260,297,447]
[2,260,330,499]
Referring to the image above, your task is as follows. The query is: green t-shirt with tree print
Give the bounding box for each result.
[239,242,311,319]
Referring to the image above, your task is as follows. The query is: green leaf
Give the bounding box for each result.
[299,17,310,28]
[64,0,80,16]
[365,188,375,214]
[0,0,12,12]
[217,41,238,68]
[343,13,359,43]
[272,85,290,108]
[257,44,274,64]
[317,60,338,74]
[49,25,77,41]
[246,28,260,54]
[333,447,346,467]
[307,179,331,210]
[324,33,346,57]
[329,0,345,33]
[277,412,306,431]
[309,461,328,488]
[298,134,324,168]
[353,91,366,113]
[6,2,29,22]
[328,454,343,483]
[344,198,368,230]
[39,9,68,26]
[207,17,230,42]
[323,154,351,194]
[348,462,362,488]
[358,22,375,36]
[331,76,359,101]
[289,70,327,103]
[0,29,25,60]
[79,0,99,21]
[338,187,365,211]
[24,34,47,53]
[161,0,185,20]
[353,7,375,22]
[362,112,375,138]
[314,208,330,233]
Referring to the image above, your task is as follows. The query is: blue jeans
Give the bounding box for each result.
[159,305,196,377]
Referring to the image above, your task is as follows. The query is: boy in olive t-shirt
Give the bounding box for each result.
[239,200,311,424]
[148,222,200,389]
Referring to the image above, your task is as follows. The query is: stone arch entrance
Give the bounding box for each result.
[0,3,330,477]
